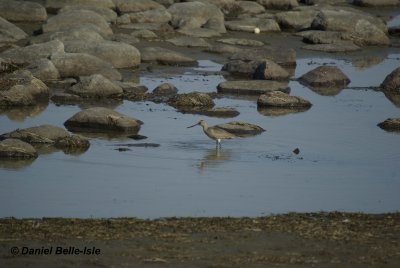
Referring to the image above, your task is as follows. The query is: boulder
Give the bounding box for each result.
[299,66,350,88]
[225,18,280,32]
[0,70,49,107]
[152,83,178,96]
[353,0,399,6]
[0,17,28,43]
[50,52,122,81]
[298,30,344,44]
[217,80,289,95]
[127,8,171,24]
[51,93,82,105]
[195,107,240,118]
[257,0,299,10]
[167,36,211,48]
[0,0,47,22]
[236,1,265,14]
[253,60,290,80]
[0,139,38,159]
[377,118,400,132]
[25,59,60,81]
[0,125,69,144]
[343,19,390,46]
[114,0,164,14]
[54,135,90,153]
[168,2,226,33]
[222,60,261,77]
[45,0,115,13]
[140,47,196,66]
[30,25,106,44]
[215,121,265,137]
[275,9,318,30]
[59,5,117,23]
[42,10,113,37]
[67,74,123,98]
[64,107,143,133]
[229,47,296,67]
[64,40,141,68]
[0,40,64,65]
[131,29,158,39]
[217,38,264,47]
[168,92,215,109]
[257,91,311,107]
[381,67,400,92]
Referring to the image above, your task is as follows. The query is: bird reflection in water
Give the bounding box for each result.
[198,147,232,172]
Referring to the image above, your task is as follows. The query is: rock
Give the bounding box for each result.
[381,67,400,93]
[0,70,49,107]
[253,60,290,80]
[353,0,399,6]
[217,38,264,47]
[127,8,171,24]
[50,52,122,81]
[0,17,28,43]
[0,0,47,22]
[118,22,169,31]
[30,25,106,44]
[114,0,164,14]
[42,10,113,37]
[299,66,350,90]
[377,118,400,131]
[205,44,242,54]
[67,74,123,98]
[236,1,265,14]
[223,60,261,77]
[0,125,69,144]
[54,135,90,153]
[25,59,60,81]
[59,5,117,23]
[275,9,318,30]
[195,107,240,118]
[131,29,158,39]
[111,33,139,45]
[167,36,210,48]
[178,28,221,38]
[64,40,141,68]
[302,40,361,53]
[344,19,390,46]
[168,2,226,33]
[152,83,178,96]
[217,80,289,95]
[140,47,196,66]
[257,106,310,116]
[64,107,143,133]
[0,139,38,159]
[0,40,64,65]
[51,93,82,105]
[257,0,299,10]
[215,121,265,137]
[229,47,296,67]
[45,0,115,13]
[257,91,311,107]
[225,18,280,32]
[298,30,344,44]
[0,58,18,73]
[168,92,215,109]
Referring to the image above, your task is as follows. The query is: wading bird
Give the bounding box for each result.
[187,120,236,148]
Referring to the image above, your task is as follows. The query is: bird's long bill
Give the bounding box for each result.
[187,122,199,128]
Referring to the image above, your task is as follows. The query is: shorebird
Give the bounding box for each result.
[187,120,236,148]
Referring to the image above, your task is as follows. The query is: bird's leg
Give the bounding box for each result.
[217,139,221,148]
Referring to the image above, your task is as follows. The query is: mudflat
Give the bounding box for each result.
[1,212,399,267]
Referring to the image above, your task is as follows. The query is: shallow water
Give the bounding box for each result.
[1,56,399,219]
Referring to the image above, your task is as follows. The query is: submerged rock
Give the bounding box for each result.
[302,42,361,52]
[377,118,400,132]
[195,107,240,118]
[217,80,289,95]
[257,91,312,108]
[64,107,143,133]
[215,121,265,137]
[299,66,350,88]
[168,92,215,109]
[0,125,69,144]
[229,47,296,68]
[54,135,90,153]
[152,83,178,96]
[67,74,123,99]
[0,139,38,159]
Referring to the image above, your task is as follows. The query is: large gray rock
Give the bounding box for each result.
[229,47,296,67]
[140,47,196,66]
[0,0,47,22]
[299,66,350,89]
[0,70,49,107]
[236,1,266,14]
[50,53,122,81]
[0,139,38,159]
[377,118,400,132]
[25,58,60,81]
[257,91,311,107]
[127,8,171,24]
[67,74,123,98]
[64,107,143,133]
[215,121,265,137]
[152,83,178,96]
[168,2,226,33]
[275,9,318,30]
[0,17,28,43]
[343,19,390,46]
[114,0,164,14]
[222,60,261,77]
[217,80,289,95]
[59,5,117,23]
[381,67,400,93]
[0,125,69,144]
[253,60,290,80]
[45,0,115,13]
[298,30,344,44]
[225,18,280,32]
[30,25,105,44]
[257,0,299,10]
[353,0,399,6]
[42,10,113,37]
[168,92,215,111]
[64,40,141,68]
[0,40,64,65]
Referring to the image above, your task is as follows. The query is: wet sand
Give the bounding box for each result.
[1,212,399,267]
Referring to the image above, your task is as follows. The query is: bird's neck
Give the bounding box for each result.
[201,123,208,132]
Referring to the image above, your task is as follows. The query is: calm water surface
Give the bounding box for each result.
[0,56,399,218]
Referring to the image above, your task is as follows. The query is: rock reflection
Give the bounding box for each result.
[302,85,344,96]
[198,148,232,171]
[0,102,48,121]
[351,56,385,70]
[0,158,35,170]
[382,90,400,108]
[257,106,311,117]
